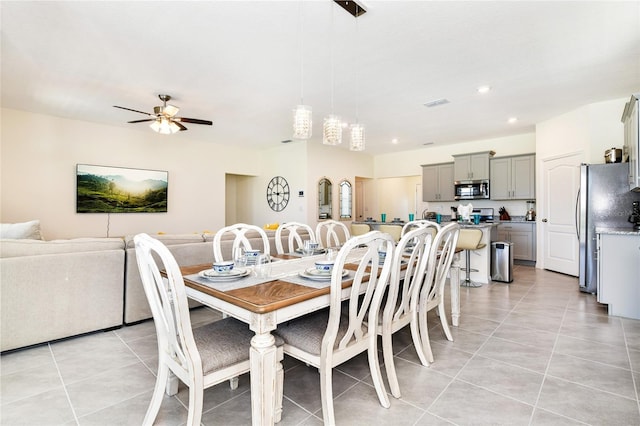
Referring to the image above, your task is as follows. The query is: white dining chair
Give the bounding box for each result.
[377,223,438,398]
[133,233,284,425]
[274,222,315,255]
[212,223,270,262]
[315,219,350,248]
[416,222,460,364]
[275,230,395,425]
[400,219,441,238]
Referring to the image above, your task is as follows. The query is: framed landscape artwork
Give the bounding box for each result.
[76,164,168,213]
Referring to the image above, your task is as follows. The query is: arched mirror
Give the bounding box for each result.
[339,179,352,219]
[318,178,332,220]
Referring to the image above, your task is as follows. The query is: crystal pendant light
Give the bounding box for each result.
[323,114,342,145]
[350,123,365,151]
[323,2,342,146]
[293,105,312,140]
[292,2,312,140]
[349,6,365,151]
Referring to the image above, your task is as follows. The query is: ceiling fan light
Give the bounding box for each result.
[323,114,342,145]
[150,117,179,135]
[349,123,365,151]
[293,105,313,140]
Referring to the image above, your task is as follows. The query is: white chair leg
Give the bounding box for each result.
[319,367,335,426]
[143,363,169,426]
[382,330,401,398]
[368,345,391,408]
[410,314,430,366]
[438,303,453,342]
[418,311,435,364]
[187,382,204,426]
[229,376,239,390]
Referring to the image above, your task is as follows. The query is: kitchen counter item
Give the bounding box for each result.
[526,200,536,221]
[604,147,623,163]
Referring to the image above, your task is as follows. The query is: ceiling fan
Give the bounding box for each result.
[113,94,212,134]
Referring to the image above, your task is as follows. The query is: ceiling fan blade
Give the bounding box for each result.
[174,121,188,131]
[175,117,213,126]
[113,105,154,116]
[128,119,155,124]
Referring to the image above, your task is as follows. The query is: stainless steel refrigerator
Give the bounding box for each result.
[578,163,640,293]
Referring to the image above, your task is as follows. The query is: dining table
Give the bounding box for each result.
[173,248,461,426]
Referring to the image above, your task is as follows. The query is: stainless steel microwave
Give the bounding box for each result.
[454,180,490,200]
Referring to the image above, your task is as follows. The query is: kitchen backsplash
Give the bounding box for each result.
[423,199,532,218]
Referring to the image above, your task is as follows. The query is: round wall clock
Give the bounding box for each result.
[266,176,290,212]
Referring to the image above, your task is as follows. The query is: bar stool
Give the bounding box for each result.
[456,229,485,287]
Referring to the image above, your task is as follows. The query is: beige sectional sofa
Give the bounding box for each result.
[1,238,126,352]
[1,229,286,351]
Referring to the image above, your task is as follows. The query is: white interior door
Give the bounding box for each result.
[541,152,582,276]
[355,179,364,222]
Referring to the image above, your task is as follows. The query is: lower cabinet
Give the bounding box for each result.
[597,232,640,319]
[496,222,536,261]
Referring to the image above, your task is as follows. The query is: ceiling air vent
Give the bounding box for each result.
[424,98,450,108]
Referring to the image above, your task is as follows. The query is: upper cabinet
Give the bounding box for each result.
[453,151,494,181]
[622,93,640,191]
[422,163,455,202]
[490,154,535,200]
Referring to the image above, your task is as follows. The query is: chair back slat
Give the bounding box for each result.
[134,233,200,376]
[212,223,271,262]
[315,220,350,248]
[275,222,315,254]
[323,230,394,355]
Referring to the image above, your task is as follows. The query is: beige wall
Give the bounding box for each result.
[1,98,628,241]
[0,108,374,239]
[0,108,261,239]
[534,97,627,268]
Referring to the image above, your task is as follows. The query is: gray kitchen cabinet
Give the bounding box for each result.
[597,232,640,319]
[453,151,494,181]
[622,93,639,191]
[490,154,535,200]
[421,163,454,202]
[496,222,536,261]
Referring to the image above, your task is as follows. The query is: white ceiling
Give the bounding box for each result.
[2,1,639,155]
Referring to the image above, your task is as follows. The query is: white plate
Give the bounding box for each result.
[299,268,348,281]
[199,268,249,281]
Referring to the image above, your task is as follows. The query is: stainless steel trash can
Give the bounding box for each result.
[491,241,513,283]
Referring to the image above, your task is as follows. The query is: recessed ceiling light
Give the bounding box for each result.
[508,117,518,124]
[477,85,491,94]
[391,138,399,144]
[423,98,449,108]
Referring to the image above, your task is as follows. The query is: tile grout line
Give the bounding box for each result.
[620,320,640,418]
[48,342,80,426]
[527,290,573,426]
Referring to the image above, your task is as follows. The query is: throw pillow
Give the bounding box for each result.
[0,220,43,240]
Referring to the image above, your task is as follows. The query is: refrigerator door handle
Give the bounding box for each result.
[575,188,580,239]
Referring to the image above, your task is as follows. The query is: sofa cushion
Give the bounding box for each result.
[0,238,125,258]
[0,220,42,240]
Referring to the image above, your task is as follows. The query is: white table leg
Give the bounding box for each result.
[249,313,280,426]
[450,259,461,327]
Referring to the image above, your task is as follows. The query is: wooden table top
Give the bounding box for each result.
[179,263,358,314]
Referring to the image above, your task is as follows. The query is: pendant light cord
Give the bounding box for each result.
[330,2,335,112]
[299,0,304,105]
[354,10,360,123]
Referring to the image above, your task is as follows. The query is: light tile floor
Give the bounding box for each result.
[2,265,640,425]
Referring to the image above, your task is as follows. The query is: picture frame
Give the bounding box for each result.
[76,164,168,213]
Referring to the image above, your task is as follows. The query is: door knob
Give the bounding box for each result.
[542,218,548,222]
